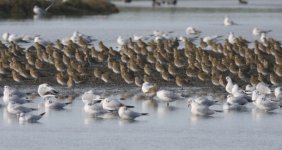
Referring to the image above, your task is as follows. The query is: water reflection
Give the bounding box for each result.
[119,89,141,100]
[33,15,46,20]
[157,105,178,117]
[190,115,214,125]
[251,108,278,121]
[99,112,119,120]
[84,116,104,125]
[141,99,158,112]
[118,119,138,126]
[132,94,147,101]
[44,106,72,113]
[3,108,19,125]
[19,121,42,125]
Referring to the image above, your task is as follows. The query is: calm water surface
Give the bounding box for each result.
[0,87,282,150]
[1,1,282,150]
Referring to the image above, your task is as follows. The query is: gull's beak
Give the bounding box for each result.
[93,100,102,104]
[187,103,191,107]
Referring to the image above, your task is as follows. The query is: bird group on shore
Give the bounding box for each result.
[0,25,279,91]
[1,83,150,123]
[2,76,282,124]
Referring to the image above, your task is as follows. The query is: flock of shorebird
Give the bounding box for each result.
[1,76,282,123]
[1,14,282,123]
[0,21,279,89]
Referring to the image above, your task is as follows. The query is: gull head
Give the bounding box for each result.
[93,100,102,104]
[47,99,53,104]
[119,106,128,111]
[73,31,80,36]
[225,76,231,82]
[34,36,41,43]
[105,98,111,103]
[33,5,40,9]
[19,113,25,117]
[4,85,10,90]
[252,27,259,36]
[101,98,111,105]
[276,87,282,92]
[39,83,49,88]
[253,27,258,31]
[185,26,199,35]
[3,85,13,95]
[252,90,261,101]
[187,98,194,107]
[2,32,10,41]
[86,90,94,94]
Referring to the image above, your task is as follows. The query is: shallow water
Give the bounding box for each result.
[1,87,282,150]
[1,0,282,149]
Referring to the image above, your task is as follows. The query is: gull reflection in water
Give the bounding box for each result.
[251,108,277,121]
[190,114,214,125]
[142,99,158,112]
[118,119,139,126]
[157,105,178,117]
[84,116,104,125]
[3,108,19,124]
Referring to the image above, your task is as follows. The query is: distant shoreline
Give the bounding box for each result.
[0,0,119,19]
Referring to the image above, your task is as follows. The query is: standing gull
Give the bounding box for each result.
[33,1,54,16]
[185,26,201,35]
[252,27,272,36]
[254,96,280,112]
[2,33,31,43]
[117,36,128,46]
[228,32,236,44]
[101,98,134,111]
[84,100,107,116]
[203,35,222,43]
[255,82,271,94]
[156,90,182,106]
[274,87,282,100]
[81,90,103,104]
[224,16,237,26]
[3,86,32,105]
[34,37,49,46]
[141,82,158,98]
[225,76,234,94]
